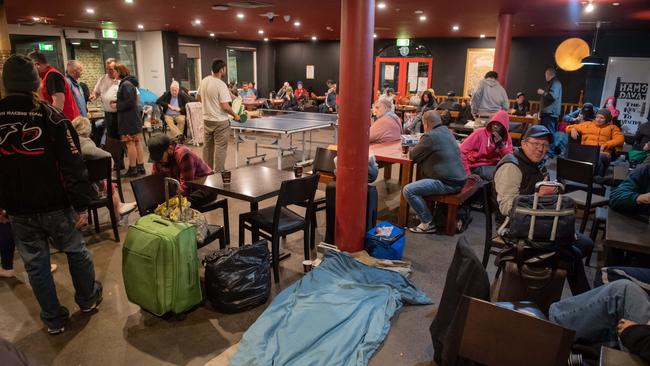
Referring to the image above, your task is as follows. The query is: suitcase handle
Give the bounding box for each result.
[534,181,565,194]
[164,177,183,220]
[530,180,566,241]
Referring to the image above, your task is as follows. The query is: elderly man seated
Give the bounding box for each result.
[156,81,192,141]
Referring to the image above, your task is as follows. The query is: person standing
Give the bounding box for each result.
[537,67,562,157]
[0,55,102,334]
[27,51,80,120]
[470,71,509,119]
[197,59,240,172]
[65,60,87,117]
[90,58,119,139]
[156,80,191,141]
[112,63,145,177]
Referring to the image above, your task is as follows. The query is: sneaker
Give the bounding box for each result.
[50,264,58,273]
[81,294,103,313]
[47,325,65,335]
[408,222,436,234]
[118,212,131,227]
[136,164,146,175]
[122,167,139,178]
[119,202,137,216]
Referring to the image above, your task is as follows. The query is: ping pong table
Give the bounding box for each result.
[231,109,338,169]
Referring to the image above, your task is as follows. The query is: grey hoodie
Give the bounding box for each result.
[471,78,509,115]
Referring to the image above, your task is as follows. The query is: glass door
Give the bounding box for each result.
[374,57,433,101]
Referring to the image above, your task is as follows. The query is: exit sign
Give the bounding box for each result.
[38,43,54,51]
[396,38,410,47]
[102,29,118,39]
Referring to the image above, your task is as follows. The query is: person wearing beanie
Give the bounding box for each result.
[402,110,467,233]
[566,108,624,176]
[27,50,80,120]
[0,55,102,335]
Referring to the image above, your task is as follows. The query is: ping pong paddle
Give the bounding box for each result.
[231,96,247,123]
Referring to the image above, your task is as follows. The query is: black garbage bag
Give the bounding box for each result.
[203,240,271,313]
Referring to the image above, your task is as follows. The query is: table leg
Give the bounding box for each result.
[446,204,458,235]
[301,131,307,164]
[234,129,240,168]
[383,163,393,181]
[398,163,413,227]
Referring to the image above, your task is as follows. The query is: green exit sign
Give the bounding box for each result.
[102,29,119,39]
[396,38,410,47]
[38,43,54,51]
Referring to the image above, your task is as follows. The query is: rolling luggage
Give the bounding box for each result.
[122,178,202,316]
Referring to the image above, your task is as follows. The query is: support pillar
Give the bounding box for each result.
[0,0,12,98]
[335,0,375,251]
[493,13,513,88]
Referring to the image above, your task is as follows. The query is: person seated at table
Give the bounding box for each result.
[470,71,509,118]
[610,164,650,216]
[319,80,337,113]
[148,133,216,206]
[562,102,598,124]
[457,98,474,122]
[276,81,290,99]
[156,80,192,141]
[549,279,650,363]
[369,98,402,144]
[509,92,530,116]
[493,125,593,294]
[629,121,650,165]
[281,88,299,111]
[71,117,137,224]
[405,90,437,134]
[403,111,467,233]
[566,109,624,177]
[409,91,422,106]
[294,81,309,102]
[239,81,256,102]
[460,110,513,180]
[436,91,461,112]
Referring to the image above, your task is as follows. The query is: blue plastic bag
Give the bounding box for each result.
[364,221,405,260]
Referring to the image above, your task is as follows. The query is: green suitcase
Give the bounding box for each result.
[122,214,202,316]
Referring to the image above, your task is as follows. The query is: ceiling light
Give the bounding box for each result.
[71,40,81,45]
[612,2,620,5]
[311,36,317,41]
[419,15,427,21]
[264,37,269,42]
[373,33,377,38]
[414,10,423,14]
[480,34,486,38]
[194,19,201,25]
[585,2,595,12]
[530,23,535,27]
[452,25,460,31]
[111,41,116,44]
[294,21,301,26]
[137,24,144,29]
[125,0,133,3]
[258,29,264,34]
[32,16,40,21]
[237,13,244,19]
[86,8,95,14]
[377,2,386,9]
[209,32,215,37]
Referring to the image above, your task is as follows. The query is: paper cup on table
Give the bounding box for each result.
[293,165,303,178]
[302,260,313,273]
[221,170,231,184]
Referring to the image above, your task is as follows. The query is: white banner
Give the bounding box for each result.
[601,57,650,134]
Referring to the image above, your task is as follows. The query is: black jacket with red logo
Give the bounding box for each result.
[0,94,93,215]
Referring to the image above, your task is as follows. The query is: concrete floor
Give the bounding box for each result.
[0,128,595,365]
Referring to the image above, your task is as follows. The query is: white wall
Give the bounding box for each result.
[135,31,166,95]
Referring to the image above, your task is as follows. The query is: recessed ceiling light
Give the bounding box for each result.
[452,25,460,31]
[414,10,423,14]
[32,16,40,21]
[137,24,144,29]
[585,2,595,12]
[294,21,301,26]
[258,29,264,34]
[480,34,486,38]
[612,2,620,5]
[311,36,317,41]
[419,15,427,21]
[377,2,386,9]
[530,23,535,27]
[264,37,269,41]
[373,33,377,38]
[237,13,244,19]
[194,19,201,25]
[71,40,81,45]
[86,8,95,14]
[209,32,215,37]
[111,41,116,44]
[125,0,133,3]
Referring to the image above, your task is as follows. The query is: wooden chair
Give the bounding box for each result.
[443,295,575,366]
[85,156,120,242]
[423,175,486,235]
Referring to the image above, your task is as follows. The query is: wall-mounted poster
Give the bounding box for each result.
[384,64,395,81]
[600,57,650,134]
[306,65,315,79]
[463,48,495,97]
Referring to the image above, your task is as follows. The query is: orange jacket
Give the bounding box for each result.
[565,121,624,150]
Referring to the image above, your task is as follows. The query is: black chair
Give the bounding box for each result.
[481,181,508,268]
[239,174,320,283]
[102,137,125,202]
[566,144,606,195]
[85,156,120,242]
[299,147,337,246]
[556,157,609,234]
[130,174,227,249]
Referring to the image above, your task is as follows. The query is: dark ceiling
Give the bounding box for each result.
[6,0,650,41]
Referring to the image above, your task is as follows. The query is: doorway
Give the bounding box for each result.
[226,47,256,88]
[179,44,201,91]
[374,57,433,100]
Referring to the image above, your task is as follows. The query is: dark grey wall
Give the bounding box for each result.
[161,31,180,88]
[273,41,340,95]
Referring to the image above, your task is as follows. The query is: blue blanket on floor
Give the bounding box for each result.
[230,251,432,366]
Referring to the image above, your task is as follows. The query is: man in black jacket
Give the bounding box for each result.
[156,80,192,141]
[0,55,102,335]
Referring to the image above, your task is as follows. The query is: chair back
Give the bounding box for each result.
[557,157,594,187]
[85,156,113,203]
[273,174,320,228]
[312,147,337,174]
[102,138,124,165]
[130,174,176,216]
[443,296,575,366]
[567,143,599,165]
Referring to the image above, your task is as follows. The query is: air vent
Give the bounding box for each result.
[226,1,273,8]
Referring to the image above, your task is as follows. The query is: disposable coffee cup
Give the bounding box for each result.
[221,170,232,184]
[294,165,303,178]
[401,144,410,155]
[302,260,313,273]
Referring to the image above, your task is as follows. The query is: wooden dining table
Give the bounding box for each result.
[370,141,415,226]
[605,208,650,265]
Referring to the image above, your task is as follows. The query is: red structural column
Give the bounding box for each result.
[335,0,375,251]
[493,13,513,88]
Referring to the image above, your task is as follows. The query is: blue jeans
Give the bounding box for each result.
[540,114,558,157]
[549,280,650,344]
[10,208,102,329]
[402,179,463,224]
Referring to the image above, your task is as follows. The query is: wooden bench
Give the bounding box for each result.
[424,175,485,235]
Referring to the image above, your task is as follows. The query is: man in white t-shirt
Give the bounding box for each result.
[197,59,240,171]
[89,58,120,139]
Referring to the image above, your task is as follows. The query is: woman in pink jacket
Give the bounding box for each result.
[459,110,513,180]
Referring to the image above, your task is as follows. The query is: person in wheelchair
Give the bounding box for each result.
[493,125,594,295]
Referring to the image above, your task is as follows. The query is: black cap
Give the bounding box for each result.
[523,125,553,143]
[516,92,525,98]
[2,55,40,94]
[147,133,171,162]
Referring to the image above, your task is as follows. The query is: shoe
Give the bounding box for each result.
[408,222,436,234]
[119,202,137,216]
[47,325,65,335]
[0,267,15,278]
[136,164,146,175]
[123,167,138,177]
[81,293,103,313]
[118,213,131,227]
[50,264,58,273]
